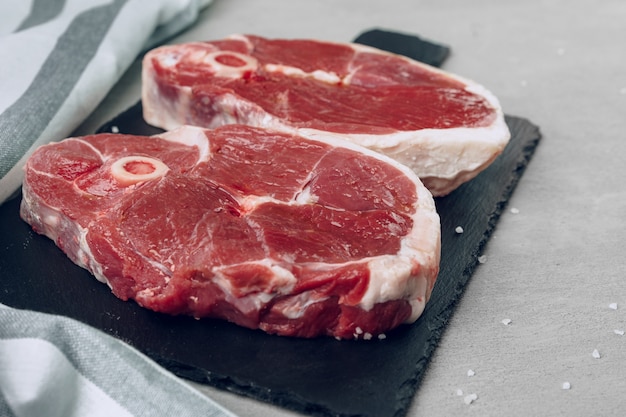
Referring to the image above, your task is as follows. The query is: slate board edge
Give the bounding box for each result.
[384,116,542,417]
[427,118,542,342]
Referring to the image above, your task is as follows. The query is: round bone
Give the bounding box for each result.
[110,156,169,186]
[203,51,258,78]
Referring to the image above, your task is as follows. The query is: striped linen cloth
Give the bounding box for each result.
[0,304,237,417]
[0,0,211,204]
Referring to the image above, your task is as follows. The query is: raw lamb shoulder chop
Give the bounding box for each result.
[142,34,511,196]
[20,124,440,339]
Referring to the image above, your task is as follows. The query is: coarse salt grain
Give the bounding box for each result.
[562,382,571,390]
[467,369,475,377]
[502,318,512,325]
[111,125,120,133]
[478,255,487,264]
[592,349,601,359]
[609,303,618,310]
[510,207,520,214]
[456,389,464,396]
[614,329,625,336]
[455,226,464,234]
[464,393,478,405]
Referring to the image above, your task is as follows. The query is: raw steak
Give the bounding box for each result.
[142,34,511,196]
[20,124,440,339]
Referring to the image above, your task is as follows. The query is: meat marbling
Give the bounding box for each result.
[142,34,511,196]
[20,125,440,339]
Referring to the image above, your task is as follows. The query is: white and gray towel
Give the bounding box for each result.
[0,304,237,417]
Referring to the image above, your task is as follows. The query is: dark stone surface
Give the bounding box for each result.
[0,30,541,417]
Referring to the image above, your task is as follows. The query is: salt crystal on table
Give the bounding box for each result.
[510,207,520,214]
[456,389,464,396]
[502,318,512,325]
[562,382,571,390]
[614,329,624,336]
[455,226,464,234]
[609,303,618,310]
[478,255,487,264]
[467,369,475,377]
[592,349,601,359]
[464,393,478,405]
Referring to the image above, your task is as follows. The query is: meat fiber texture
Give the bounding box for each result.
[20,124,440,339]
[142,34,511,196]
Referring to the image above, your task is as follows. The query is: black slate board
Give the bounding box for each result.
[354,28,450,67]
[0,30,541,417]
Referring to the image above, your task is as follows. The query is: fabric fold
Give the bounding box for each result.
[0,304,237,417]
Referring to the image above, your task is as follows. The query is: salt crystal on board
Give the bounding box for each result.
[502,318,512,325]
[455,226,464,234]
[464,393,478,405]
[592,349,601,359]
[562,382,571,390]
[614,329,624,336]
[510,207,520,214]
[478,255,487,264]
[609,303,618,310]
[467,369,475,377]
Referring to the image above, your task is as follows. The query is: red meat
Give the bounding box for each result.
[20,125,440,339]
[142,35,510,196]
